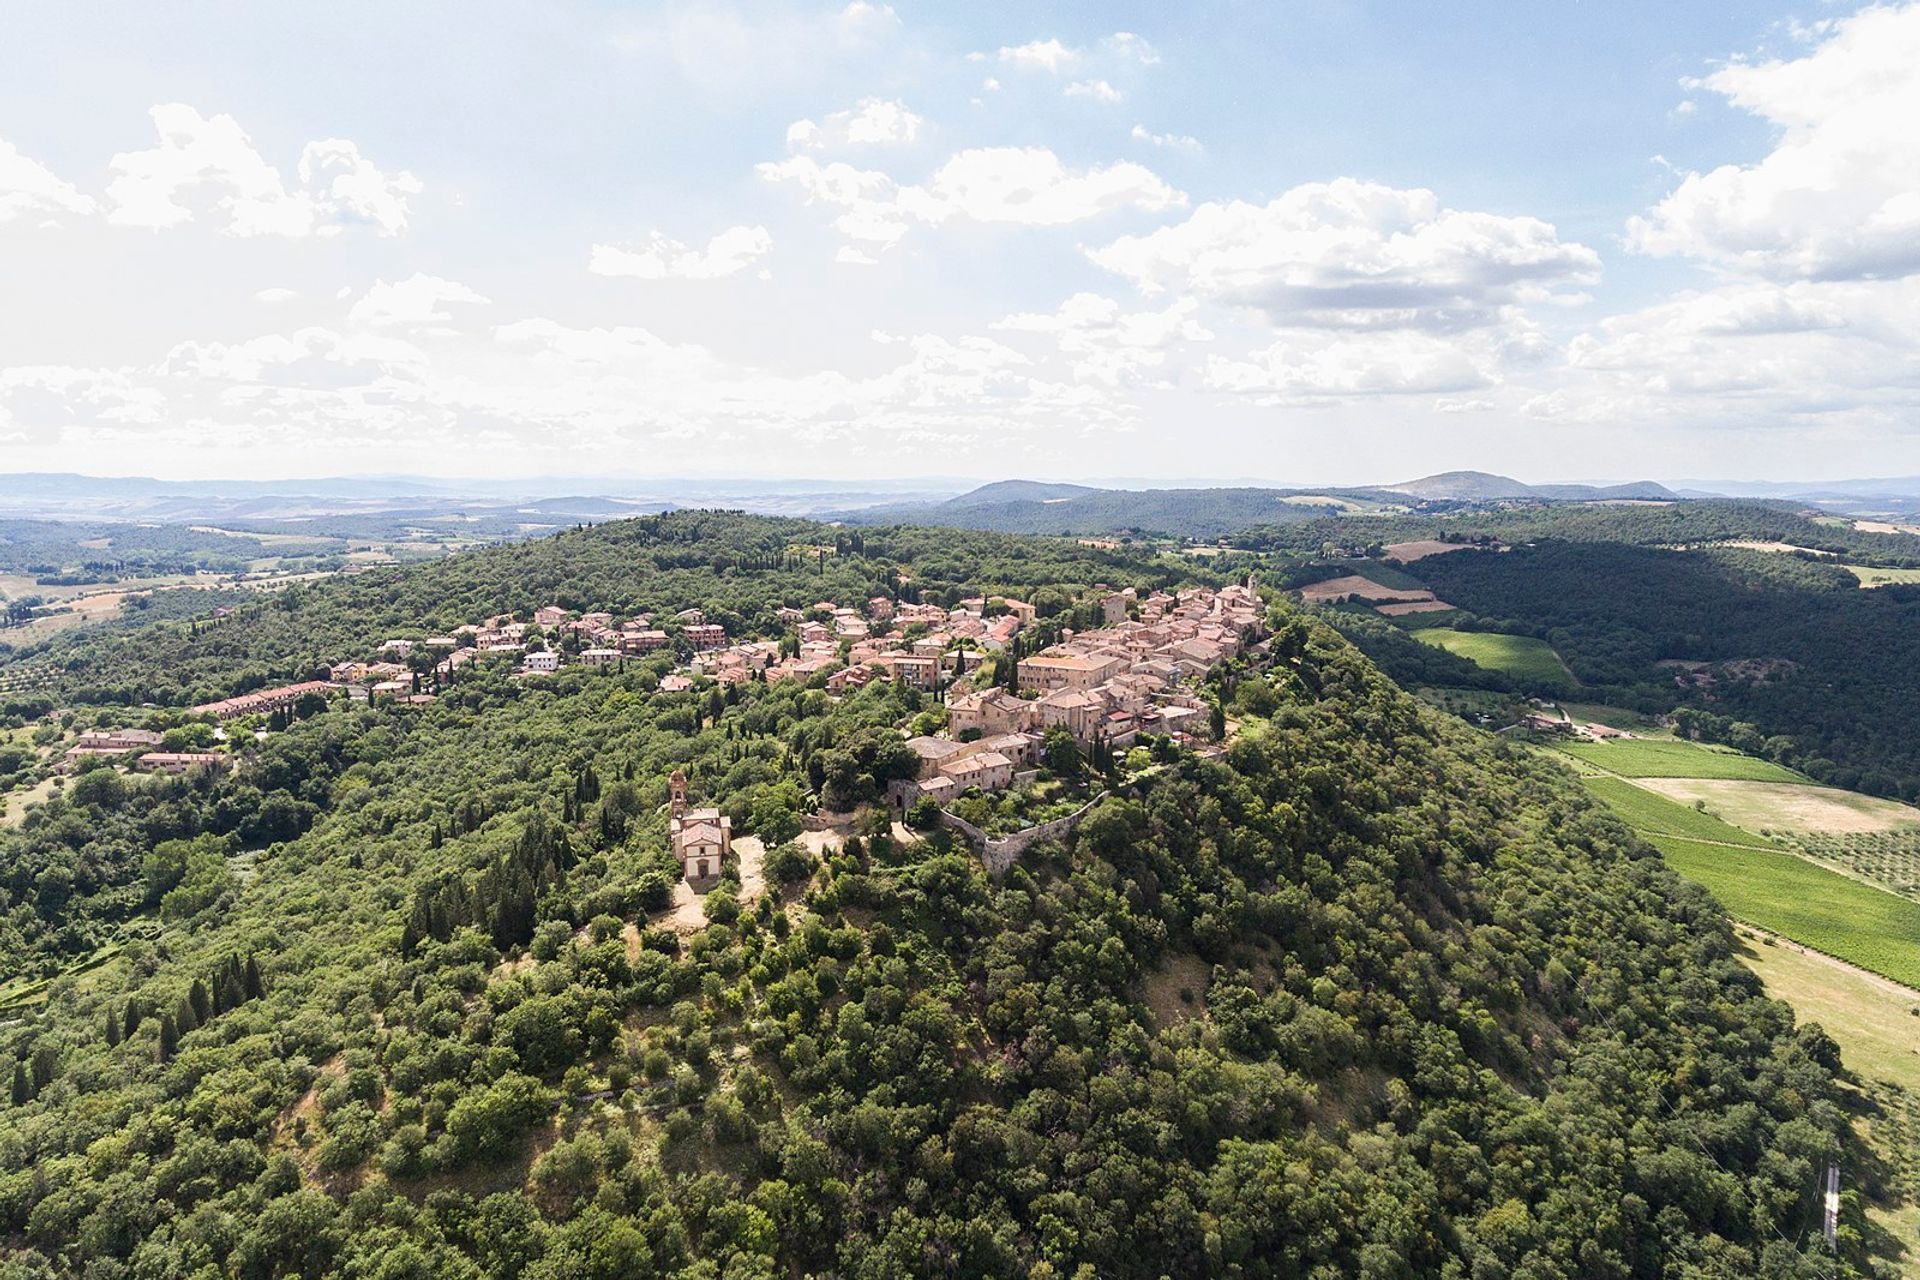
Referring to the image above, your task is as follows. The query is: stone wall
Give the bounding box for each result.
[938,791,1109,877]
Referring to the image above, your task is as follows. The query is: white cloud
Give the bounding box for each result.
[253,287,298,304]
[0,137,96,224]
[0,365,161,435]
[299,138,422,236]
[160,326,429,381]
[104,104,419,238]
[1206,332,1493,403]
[590,225,772,279]
[992,32,1158,78]
[761,146,1183,252]
[997,39,1077,73]
[1089,177,1599,331]
[1627,3,1920,281]
[5,295,1153,470]
[1104,32,1160,66]
[1131,125,1202,154]
[1065,80,1124,104]
[910,147,1182,226]
[1568,280,1905,391]
[837,2,899,34]
[757,154,911,246]
[993,292,1212,386]
[786,98,923,151]
[348,274,490,327]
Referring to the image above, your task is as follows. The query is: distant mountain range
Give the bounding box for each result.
[832,472,1684,537]
[1380,471,1679,502]
[0,472,967,523]
[12,467,1920,538]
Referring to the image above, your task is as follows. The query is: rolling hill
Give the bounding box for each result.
[840,473,1683,537]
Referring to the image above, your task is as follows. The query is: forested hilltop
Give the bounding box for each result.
[0,514,1198,710]
[0,515,1867,1277]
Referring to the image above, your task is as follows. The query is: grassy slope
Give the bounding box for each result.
[1739,935,1920,1277]
[1848,565,1920,587]
[1413,629,1571,687]
[1579,776,1778,848]
[1638,777,1920,835]
[1741,936,1920,1089]
[1653,836,1920,989]
[1553,738,1805,781]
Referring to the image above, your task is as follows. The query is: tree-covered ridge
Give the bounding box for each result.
[0,520,318,581]
[1239,498,1920,565]
[0,519,1861,1277]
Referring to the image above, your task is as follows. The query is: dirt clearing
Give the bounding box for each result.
[1383,540,1485,562]
[1298,574,1434,604]
[1636,778,1920,834]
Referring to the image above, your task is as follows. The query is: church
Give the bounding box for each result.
[667,769,731,888]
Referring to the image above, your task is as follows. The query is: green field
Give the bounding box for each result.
[1553,738,1805,781]
[1581,776,1778,848]
[1653,836,1920,989]
[1846,564,1920,588]
[1412,629,1572,687]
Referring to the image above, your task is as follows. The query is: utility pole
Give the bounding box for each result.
[1822,1161,1840,1252]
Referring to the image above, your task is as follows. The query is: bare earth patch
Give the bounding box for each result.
[795,829,844,859]
[493,952,537,979]
[656,835,768,932]
[1383,540,1481,562]
[1374,599,1456,616]
[1637,778,1920,834]
[1141,953,1211,1029]
[1719,539,1837,556]
[271,1053,346,1165]
[1298,575,1434,604]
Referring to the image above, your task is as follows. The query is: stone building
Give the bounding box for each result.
[668,769,732,888]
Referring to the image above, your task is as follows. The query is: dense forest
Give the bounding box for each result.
[0,514,1870,1277]
[1400,541,1920,799]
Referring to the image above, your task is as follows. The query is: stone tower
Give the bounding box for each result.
[668,768,688,819]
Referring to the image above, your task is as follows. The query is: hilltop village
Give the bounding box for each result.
[52,578,1267,890]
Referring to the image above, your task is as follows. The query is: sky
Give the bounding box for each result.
[3,1,1919,486]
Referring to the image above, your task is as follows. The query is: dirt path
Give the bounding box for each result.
[1742,924,1920,1003]
[655,835,767,932]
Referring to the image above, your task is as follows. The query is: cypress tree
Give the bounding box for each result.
[123,999,142,1037]
[105,1009,122,1047]
[243,954,264,1000]
[157,1016,178,1063]
[10,1062,30,1105]
[175,996,198,1035]
[188,979,211,1025]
